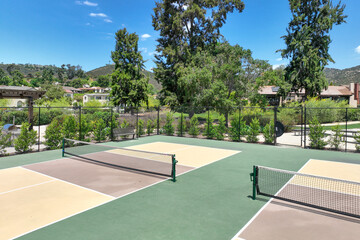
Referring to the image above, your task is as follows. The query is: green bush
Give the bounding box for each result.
[79,117,92,141]
[163,112,175,136]
[1,110,28,125]
[44,119,63,149]
[215,115,227,140]
[278,107,300,132]
[93,118,107,142]
[229,113,246,142]
[137,119,145,136]
[309,117,327,149]
[330,124,343,150]
[305,98,348,123]
[146,119,154,135]
[14,122,37,153]
[62,115,77,139]
[354,132,360,152]
[188,116,200,137]
[0,128,12,155]
[263,121,275,144]
[120,119,130,139]
[203,114,215,139]
[176,114,186,136]
[246,118,260,143]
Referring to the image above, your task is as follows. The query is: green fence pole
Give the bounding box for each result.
[110,107,114,141]
[157,106,160,135]
[180,112,183,137]
[238,107,241,142]
[38,107,41,152]
[79,106,82,141]
[62,138,65,157]
[274,106,277,145]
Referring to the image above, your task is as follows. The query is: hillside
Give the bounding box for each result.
[324,65,360,85]
[86,64,161,91]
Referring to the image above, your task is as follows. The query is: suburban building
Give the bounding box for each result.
[259,83,360,107]
[63,86,82,99]
[83,93,110,104]
[78,87,108,93]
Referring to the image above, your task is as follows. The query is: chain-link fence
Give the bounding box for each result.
[0,105,359,157]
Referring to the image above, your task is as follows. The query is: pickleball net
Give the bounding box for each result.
[251,165,360,218]
[62,138,177,182]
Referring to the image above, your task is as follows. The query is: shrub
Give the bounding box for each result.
[79,117,92,141]
[93,118,107,142]
[44,119,63,149]
[263,121,275,144]
[146,119,154,135]
[278,107,300,132]
[137,119,145,136]
[246,118,260,143]
[305,98,348,123]
[62,115,77,139]
[120,119,130,139]
[176,114,186,136]
[309,117,327,149]
[1,110,28,125]
[163,112,175,136]
[0,128,12,155]
[354,132,360,152]
[215,115,227,140]
[203,114,215,139]
[229,113,246,142]
[188,116,200,137]
[14,122,37,153]
[330,124,343,150]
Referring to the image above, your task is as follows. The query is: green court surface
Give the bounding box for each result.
[1,136,359,240]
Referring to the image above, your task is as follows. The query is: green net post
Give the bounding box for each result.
[251,165,257,200]
[62,138,65,157]
[171,155,177,182]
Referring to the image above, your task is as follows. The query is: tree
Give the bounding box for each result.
[152,0,245,108]
[39,84,65,102]
[279,0,347,98]
[97,75,111,88]
[14,122,37,153]
[11,70,28,86]
[44,118,63,149]
[0,69,11,85]
[111,28,148,108]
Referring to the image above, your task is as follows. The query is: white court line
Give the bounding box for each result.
[11,143,242,240]
[0,180,56,196]
[21,167,115,199]
[230,159,312,240]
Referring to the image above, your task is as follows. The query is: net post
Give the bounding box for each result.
[171,155,177,182]
[251,165,257,200]
[62,138,65,157]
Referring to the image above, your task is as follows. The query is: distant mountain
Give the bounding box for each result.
[86,64,161,91]
[324,65,360,85]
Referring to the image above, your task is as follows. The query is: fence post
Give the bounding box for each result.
[345,108,348,152]
[304,105,307,148]
[136,107,139,138]
[300,107,303,147]
[238,107,241,142]
[156,105,160,135]
[79,106,82,141]
[38,107,40,152]
[180,112,183,137]
[274,106,277,145]
[110,107,114,141]
[207,108,210,138]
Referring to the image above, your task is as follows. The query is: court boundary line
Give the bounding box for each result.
[21,167,115,199]
[230,159,312,240]
[0,179,56,196]
[11,142,242,240]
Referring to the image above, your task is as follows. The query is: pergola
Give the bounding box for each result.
[0,86,45,129]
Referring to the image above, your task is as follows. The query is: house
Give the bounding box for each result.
[259,83,360,107]
[63,86,82,99]
[83,93,110,104]
[78,87,108,93]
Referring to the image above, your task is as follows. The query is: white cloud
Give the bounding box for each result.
[141,34,151,40]
[276,57,282,61]
[104,19,112,23]
[89,13,108,18]
[140,48,148,53]
[149,51,157,56]
[272,64,282,70]
[122,24,126,27]
[84,1,98,6]
[75,1,98,6]
[355,45,360,54]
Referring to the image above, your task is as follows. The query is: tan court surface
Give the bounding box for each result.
[126,142,240,167]
[237,159,360,240]
[0,167,113,240]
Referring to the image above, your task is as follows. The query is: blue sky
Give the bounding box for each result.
[0,0,359,72]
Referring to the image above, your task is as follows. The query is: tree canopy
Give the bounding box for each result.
[279,0,347,98]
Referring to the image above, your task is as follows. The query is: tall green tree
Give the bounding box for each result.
[111,28,148,107]
[152,0,245,108]
[279,0,347,98]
